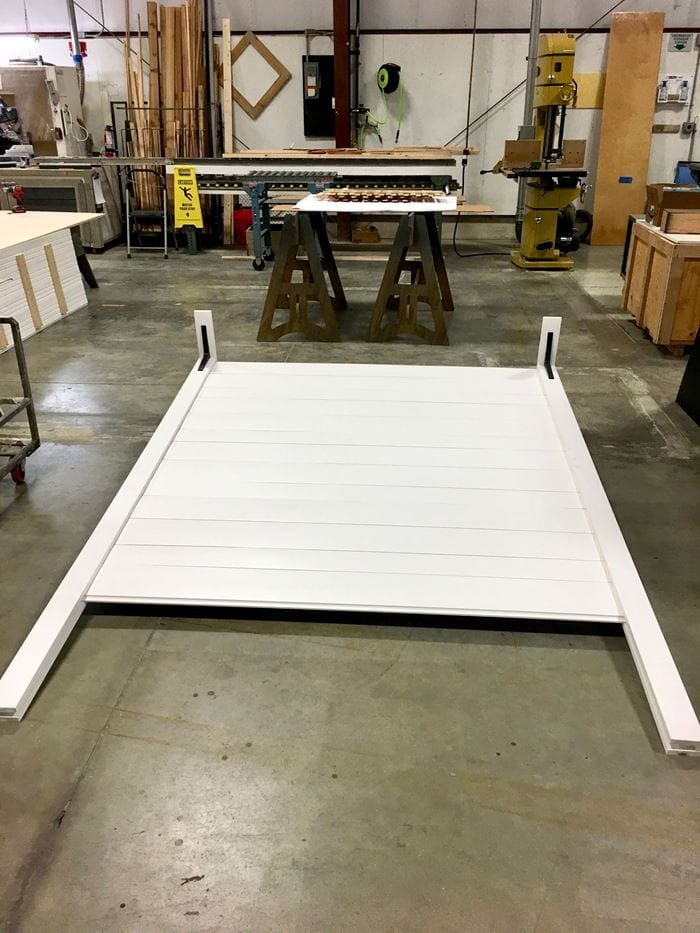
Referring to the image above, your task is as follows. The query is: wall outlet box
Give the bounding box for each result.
[657,75,693,104]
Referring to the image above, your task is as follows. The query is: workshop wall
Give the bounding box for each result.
[2,0,698,33]
[0,1,697,216]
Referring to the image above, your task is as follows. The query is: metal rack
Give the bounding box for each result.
[0,317,40,485]
[196,170,337,270]
[195,169,457,270]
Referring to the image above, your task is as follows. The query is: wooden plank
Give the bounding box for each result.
[560,139,587,168]
[174,6,183,155]
[572,72,606,109]
[146,1,160,115]
[221,17,234,245]
[672,259,700,344]
[221,19,233,152]
[220,148,467,160]
[43,243,68,315]
[15,254,43,331]
[454,203,495,213]
[502,139,543,169]
[660,210,700,235]
[591,12,665,245]
[655,256,685,346]
[161,5,176,157]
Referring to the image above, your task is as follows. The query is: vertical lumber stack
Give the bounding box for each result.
[124,0,210,208]
[221,17,234,245]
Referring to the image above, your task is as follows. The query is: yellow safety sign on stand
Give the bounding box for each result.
[173,165,203,229]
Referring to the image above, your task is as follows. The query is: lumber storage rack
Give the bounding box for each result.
[0,317,40,486]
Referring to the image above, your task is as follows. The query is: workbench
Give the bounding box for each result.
[258,190,457,344]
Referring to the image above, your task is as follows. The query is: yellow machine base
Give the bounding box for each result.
[510,249,574,271]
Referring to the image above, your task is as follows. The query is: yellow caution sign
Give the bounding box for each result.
[173,165,203,229]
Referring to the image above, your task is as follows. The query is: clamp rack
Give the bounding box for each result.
[0,317,40,486]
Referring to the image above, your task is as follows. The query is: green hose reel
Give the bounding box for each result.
[377,63,401,95]
[360,62,404,147]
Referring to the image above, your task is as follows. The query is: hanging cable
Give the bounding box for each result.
[463,0,478,165]
[64,105,89,142]
[575,0,628,40]
[453,0,481,254]
[72,0,150,68]
[443,0,628,149]
[86,0,106,39]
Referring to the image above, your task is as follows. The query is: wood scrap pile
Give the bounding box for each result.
[124,0,211,209]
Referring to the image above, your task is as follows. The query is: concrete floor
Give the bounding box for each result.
[0,240,698,931]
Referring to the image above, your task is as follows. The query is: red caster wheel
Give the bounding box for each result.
[11,463,26,485]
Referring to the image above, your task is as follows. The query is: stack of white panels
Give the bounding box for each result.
[0,212,100,352]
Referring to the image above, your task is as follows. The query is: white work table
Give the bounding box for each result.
[0,210,101,251]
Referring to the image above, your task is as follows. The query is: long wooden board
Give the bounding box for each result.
[221,18,234,246]
[591,12,665,245]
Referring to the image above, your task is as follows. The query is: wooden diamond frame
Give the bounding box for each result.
[227,30,291,120]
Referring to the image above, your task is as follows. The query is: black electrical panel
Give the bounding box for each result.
[302,55,335,138]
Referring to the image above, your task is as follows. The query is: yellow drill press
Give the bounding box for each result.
[493,34,587,270]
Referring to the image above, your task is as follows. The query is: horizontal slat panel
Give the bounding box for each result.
[175,428,562,451]
[148,460,576,494]
[181,412,561,442]
[167,441,569,471]
[119,519,602,561]
[188,395,549,427]
[103,543,609,583]
[134,494,589,533]
[88,563,620,620]
[203,379,547,405]
[212,361,542,390]
[88,359,622,626]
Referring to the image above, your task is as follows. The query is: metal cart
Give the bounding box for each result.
[0,317,40,485]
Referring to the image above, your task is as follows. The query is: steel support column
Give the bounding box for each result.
[333,0,352,239]
[516,0,542,225]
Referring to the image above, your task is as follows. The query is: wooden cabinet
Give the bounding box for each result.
[622,220,700,353]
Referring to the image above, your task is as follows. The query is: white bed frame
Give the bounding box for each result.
[0,312,697,755]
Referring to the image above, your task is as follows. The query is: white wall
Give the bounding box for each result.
[2,0,698,33]
[0,2,698,213]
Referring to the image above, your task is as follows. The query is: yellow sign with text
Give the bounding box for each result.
[173,165,203,229]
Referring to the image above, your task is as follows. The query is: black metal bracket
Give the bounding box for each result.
[198,324,210,371]
[544,331,555,379]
